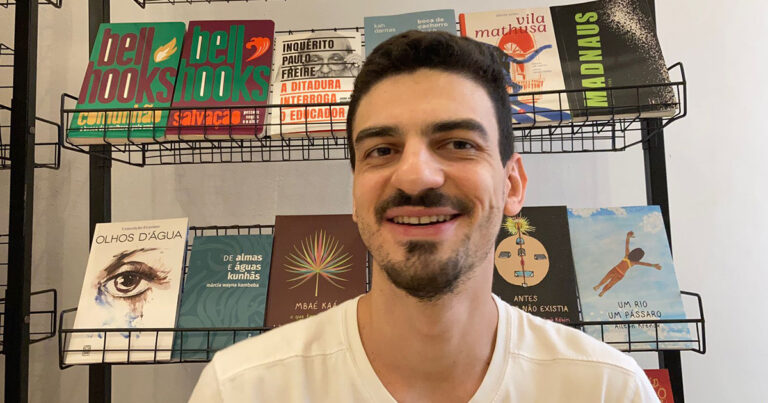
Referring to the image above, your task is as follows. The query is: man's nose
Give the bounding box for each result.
[390,142,445,196]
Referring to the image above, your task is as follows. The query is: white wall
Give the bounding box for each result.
[0,0,764,401]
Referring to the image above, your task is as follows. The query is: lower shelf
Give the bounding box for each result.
[0,288,58,353]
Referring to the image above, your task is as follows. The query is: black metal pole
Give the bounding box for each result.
[6,1,39,402]
[642,118,684,403]
[88,1,112,402]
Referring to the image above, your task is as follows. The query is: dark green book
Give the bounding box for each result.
[173,234,273,360]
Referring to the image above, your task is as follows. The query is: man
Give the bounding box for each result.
[189,31,658,402]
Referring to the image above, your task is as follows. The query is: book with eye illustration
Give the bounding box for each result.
[64,217,189,365]
[173,234,273,360]
[264,215,368,327]
[67,22,187,145]
[165,20,276,140]
[267,32,363,138]
[363,9,457,57]
[492,206,580,324]
[567,206,691,349]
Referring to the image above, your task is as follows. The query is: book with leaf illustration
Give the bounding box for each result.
[173,234,273,360]
[567,206,691,349]
[492,206,580,324]
[166,20,275,140]
[264,215,368,327]
[68,22,186,145]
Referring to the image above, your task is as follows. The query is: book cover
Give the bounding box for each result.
[567,206,691,349]
[166,20,275,140]
[268,32,363,138]
[493,206,580,324]
[174,234,273,360]
[264,215,368,327]
[644,369,675,403]
[68,22,186,145]
[550,0,676,119]
[65,217,189,364]
[460,8,572,126]
[364,9,457,57]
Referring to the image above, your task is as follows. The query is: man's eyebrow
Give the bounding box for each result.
[354,126,402,146]
[426,119,488,140]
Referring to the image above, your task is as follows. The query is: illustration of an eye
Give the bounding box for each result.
[101,269,153,298]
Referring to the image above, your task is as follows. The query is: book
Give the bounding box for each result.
[65,217,189,364]
[460,8,573,126]
[68,22,186,145]
[567,206,691,349]
[173,234,273,360]
[268,32,363,138]
[364,9,457,57]
[550,0,676,120]
[166,20,276,140]
[492,206,580,324]
[644,369,675,403]
[264,215,368,327]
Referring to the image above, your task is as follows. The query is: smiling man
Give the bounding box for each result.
[189,31,657,403]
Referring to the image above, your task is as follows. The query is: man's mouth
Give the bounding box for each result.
[388,214,460,226]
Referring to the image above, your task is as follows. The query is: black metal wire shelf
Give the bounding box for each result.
[58,62,685,166]
[57,222,702,368]
[0,0,62,8]
[0,289,58,354]
[133,0,285,7]
[0,104,62,170]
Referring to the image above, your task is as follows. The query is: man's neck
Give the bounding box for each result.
[357,264,499,403]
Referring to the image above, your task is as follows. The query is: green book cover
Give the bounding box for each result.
[68,22,186,144]
[173,234,273,360]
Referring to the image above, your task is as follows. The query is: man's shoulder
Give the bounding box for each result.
[208,298,355,382]
[501,299,641,374]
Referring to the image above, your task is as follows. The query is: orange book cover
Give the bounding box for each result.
[644,369,674,403]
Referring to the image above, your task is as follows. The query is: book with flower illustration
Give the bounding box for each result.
[364,9,457,57]
[166,20,275,140]
[173,234,273,360]
[64,217,189,365]
[68,22,186,145]
[492,206,580,324]
[264,215,368,327]
[267,32,363,138]
[567,206,691,349]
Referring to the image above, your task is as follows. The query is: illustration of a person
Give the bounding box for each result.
[593,231,662,297]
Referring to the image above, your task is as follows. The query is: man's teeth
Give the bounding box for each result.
[392,215,453,225]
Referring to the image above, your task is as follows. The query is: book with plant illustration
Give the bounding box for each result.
[264,215,368,327]
[492,206,580,323]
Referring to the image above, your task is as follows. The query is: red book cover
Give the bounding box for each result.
[265,215,368,327]
[644,369,674,403]
[167,20,275,140]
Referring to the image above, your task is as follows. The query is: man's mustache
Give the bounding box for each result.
[374,189,473,223]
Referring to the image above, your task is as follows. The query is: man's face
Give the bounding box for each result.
[351,69,523,300]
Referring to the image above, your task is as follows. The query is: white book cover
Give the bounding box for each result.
[65,217,189,364]
[268,32,363,138]
[460,8,572,126]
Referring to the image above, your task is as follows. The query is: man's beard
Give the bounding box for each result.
[362,188,486,302]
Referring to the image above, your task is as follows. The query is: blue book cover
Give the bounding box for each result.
[567,206,692,350]
[174,234,273,360]
[364,9,456,56]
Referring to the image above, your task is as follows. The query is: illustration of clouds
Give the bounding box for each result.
[641,211,664,233]
[607,207,627,216]
[570,208,600,218]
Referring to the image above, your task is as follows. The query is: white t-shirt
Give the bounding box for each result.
[189,295,658,402]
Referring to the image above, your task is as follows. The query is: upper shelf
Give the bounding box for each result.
[132,0,285,8]
[58,63,685,167]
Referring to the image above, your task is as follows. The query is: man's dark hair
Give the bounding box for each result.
[346,30,514,169]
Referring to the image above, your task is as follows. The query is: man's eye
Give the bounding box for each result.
[365,146,394,159]
[102,271,152,298]
[447,140,476,150]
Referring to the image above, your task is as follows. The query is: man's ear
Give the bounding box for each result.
[503,153,527,216]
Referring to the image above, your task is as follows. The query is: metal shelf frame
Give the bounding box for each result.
[0,0,62,8]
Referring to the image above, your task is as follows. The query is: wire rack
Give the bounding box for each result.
[133,0,285,7]
[0,0,62,8]
[58,61,685,166]
[0,104,62,170]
